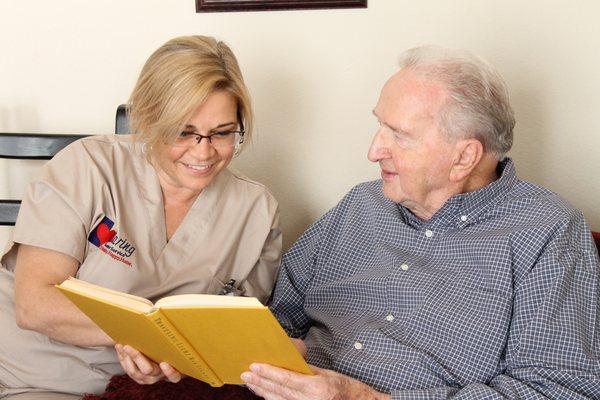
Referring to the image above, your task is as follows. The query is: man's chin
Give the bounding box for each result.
[381,187,404,204]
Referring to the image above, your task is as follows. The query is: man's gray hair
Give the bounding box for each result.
[399,45,515,159]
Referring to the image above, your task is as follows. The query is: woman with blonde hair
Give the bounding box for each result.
[0,35,281,399]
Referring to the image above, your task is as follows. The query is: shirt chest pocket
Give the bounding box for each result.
[205,276,246,296]
[385,256,513,338]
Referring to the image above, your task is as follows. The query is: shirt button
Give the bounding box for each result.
[400,263,409,271]
[460,215,468,222]
[425,229,433,238]
[354,341,364,350]
[386,314,394,322]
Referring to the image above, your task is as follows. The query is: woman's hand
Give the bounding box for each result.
[115,344,184,384]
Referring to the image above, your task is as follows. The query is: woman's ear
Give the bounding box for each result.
[449,139,484,182]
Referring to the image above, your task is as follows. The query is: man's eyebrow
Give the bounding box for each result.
[372,111,405,134]
[372,110,392,128]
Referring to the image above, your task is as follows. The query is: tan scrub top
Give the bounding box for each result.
[0,135,282,396]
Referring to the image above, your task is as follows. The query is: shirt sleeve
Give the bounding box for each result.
[390,215,600,399]
[269,211,330,338]
[11,143,93,263]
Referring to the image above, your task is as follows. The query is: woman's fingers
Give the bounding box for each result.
[115,344,164,384]
[123,345,161,376]
[159,362,183,383]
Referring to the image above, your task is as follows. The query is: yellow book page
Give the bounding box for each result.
[57,286,221,386]
[156,294,262,308]
[59,277,153,312]
[160,306,313,384]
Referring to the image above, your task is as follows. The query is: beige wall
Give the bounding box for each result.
[1,0,599,250]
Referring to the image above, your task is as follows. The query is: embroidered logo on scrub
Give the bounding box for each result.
[88,216,136,267]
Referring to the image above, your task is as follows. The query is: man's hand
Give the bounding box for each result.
[115,344,183,384]
[240,363,390,400]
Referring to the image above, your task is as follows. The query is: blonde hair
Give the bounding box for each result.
[128,35,253,157]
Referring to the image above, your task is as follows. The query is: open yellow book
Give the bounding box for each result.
[56,277,312,387]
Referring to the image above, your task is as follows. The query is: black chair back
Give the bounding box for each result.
[0,133,88,160]
[0,105,129,226]
[115,104,129,135]
[0,133,89,226]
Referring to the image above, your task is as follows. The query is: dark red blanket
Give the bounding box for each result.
[593,231,600,252]
[82,375,260,400]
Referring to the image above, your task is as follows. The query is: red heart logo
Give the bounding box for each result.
[97,223,116,245]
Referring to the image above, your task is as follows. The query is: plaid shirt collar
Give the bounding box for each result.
[397,158,518,231]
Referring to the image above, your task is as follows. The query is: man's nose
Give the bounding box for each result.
[367,130,388,162]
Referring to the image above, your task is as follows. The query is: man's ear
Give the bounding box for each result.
[449,139,484,182]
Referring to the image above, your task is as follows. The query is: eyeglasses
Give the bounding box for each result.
[171,128,245,149]
[170,110,246,149]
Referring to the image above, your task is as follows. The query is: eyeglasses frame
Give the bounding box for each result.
[173,109,245,149]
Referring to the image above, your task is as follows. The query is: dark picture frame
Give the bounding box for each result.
[196,0,367,13]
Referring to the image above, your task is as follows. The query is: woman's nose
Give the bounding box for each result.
[189,136,216,158]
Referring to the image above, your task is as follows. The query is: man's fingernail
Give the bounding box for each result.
[250,364,260,373]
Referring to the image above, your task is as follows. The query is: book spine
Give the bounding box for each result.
[149,309,223,386]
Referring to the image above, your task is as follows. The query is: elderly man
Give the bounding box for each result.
[240,46,600,399]
[120,46,599,398]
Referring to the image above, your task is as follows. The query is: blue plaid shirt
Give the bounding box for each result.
[270,159,600,399]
